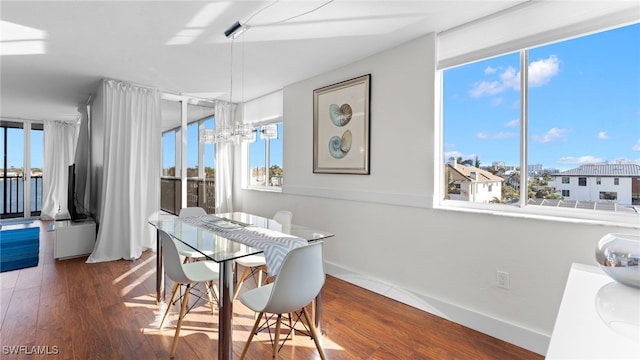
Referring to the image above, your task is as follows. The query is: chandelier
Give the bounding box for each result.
[201,123,277,145]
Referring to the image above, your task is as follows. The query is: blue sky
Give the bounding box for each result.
[2,127,43,169]
[443,23,640,170]
[248,123,283,169]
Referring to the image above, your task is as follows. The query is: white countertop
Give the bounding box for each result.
[546,263,640,359]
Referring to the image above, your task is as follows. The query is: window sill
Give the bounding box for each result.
[436,200,640,230]
[243,186,283,193]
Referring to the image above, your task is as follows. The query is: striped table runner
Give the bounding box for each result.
[178,215,307,275]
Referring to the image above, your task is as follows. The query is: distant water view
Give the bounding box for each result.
[0,177,44,215]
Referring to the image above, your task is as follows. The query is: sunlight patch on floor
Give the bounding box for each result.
[119,268,155,296]
[112,255,155,285]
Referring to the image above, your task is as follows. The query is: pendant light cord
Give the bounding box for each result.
[243,0,335,28]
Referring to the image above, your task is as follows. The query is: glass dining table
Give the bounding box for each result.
[148,211,334,360]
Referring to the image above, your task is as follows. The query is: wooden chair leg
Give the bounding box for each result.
[273,314,282,359]
[211,282,220,304]
[257,267,264,287]
[286,312,295,341]
[204,281,216,315]
[240,312,264,360]
[170,285,191,358]
[302,308,326,360]
[160,282,180,329]
[310,298,316,327]
[233,267,251,301]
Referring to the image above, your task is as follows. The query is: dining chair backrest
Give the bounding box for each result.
[272,210,293,228]
[179,207,206,218]
[263,241,325,315]
[160,230,192,284]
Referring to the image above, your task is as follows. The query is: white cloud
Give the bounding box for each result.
[469,80,503,98]
[528,55,560,87]
[469,55,560,97]
[500,66,519,90]
[476,131,517,139]
[490,97,504,106]
[443,151,477,162]
[444,151,463,159]
[633,138,640,151]
[597,131,609,140]
[557,155,606,164]
[505,119,519,128]
[532,128,569,143]
[613,157,633,164]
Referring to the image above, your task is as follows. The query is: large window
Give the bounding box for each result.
[442,23,639,219]
[162,130,178,177]
[248,122,283,189]
[160,97,216,214]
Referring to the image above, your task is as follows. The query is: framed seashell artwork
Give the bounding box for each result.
[313,74,371,174]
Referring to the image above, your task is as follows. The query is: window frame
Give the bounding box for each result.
[436,24,640,228]
[243,119,284,192]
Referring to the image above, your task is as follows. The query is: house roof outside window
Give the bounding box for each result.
[555,164,640,177]
[447,162,504,183]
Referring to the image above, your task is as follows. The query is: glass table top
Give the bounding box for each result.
[149,212,334,263]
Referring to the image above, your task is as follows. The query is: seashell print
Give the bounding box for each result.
[328,129,352,159]
[340,129,352,153]
[329,103,352,127]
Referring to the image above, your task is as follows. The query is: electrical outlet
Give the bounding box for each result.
[497,271,510,289]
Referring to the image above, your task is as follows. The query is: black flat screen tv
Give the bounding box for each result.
[67,164,86,221]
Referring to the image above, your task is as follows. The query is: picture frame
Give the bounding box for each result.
[313,74,371,174]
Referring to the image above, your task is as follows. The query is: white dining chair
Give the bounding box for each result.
[158,229,220,358]
[239,241,326,360]
[177,207,212,263]
[233,210,293,301]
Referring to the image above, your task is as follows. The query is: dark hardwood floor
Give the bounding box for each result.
[0,221,544,359]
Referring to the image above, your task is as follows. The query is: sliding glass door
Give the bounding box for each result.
[1,121,43,219]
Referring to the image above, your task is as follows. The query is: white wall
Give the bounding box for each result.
[235,34,638,355]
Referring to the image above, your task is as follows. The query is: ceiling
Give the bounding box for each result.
[0,0,526,129]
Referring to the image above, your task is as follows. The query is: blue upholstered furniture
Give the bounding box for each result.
[0,223,40,272]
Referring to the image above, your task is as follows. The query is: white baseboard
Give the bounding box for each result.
[324,261,550,356]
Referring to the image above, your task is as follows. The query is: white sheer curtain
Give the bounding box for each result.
[41,120,77,219]
[215,101,236,213]
[74,104,90,212]
[87,79,161,262]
